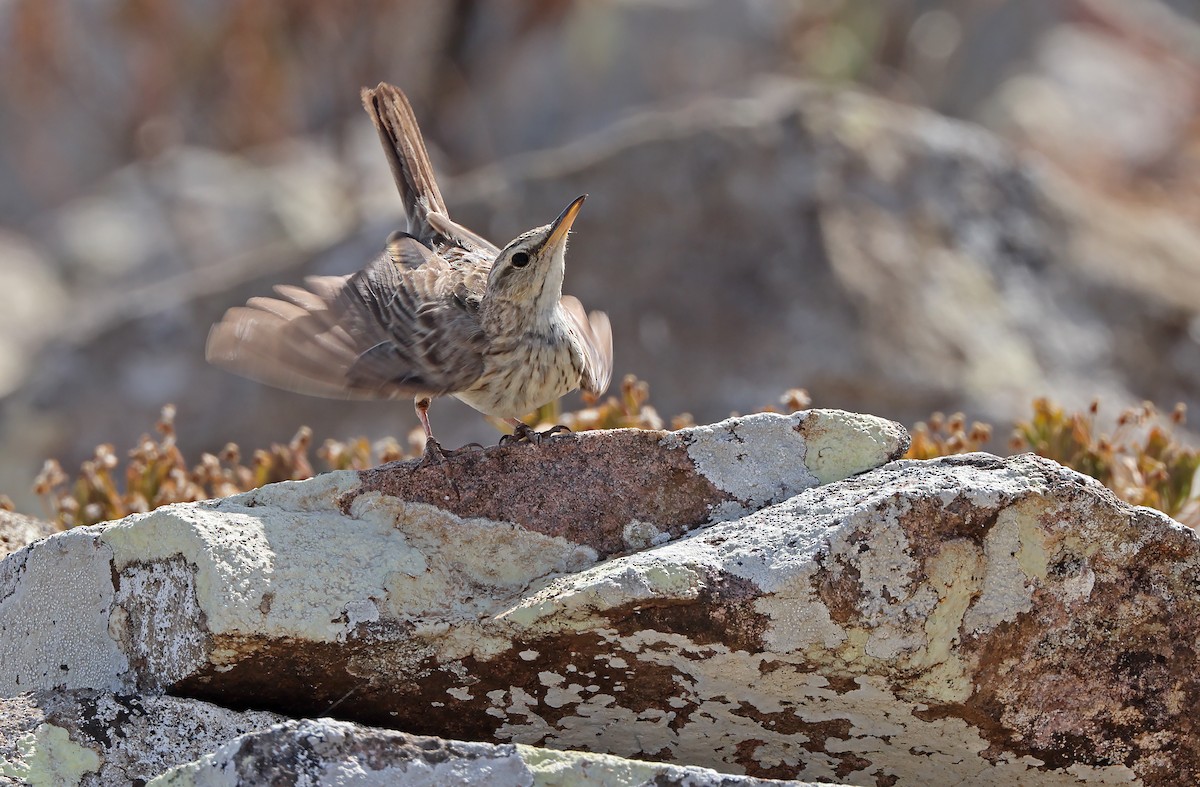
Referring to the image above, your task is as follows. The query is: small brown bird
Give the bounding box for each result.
[206,83,612,461]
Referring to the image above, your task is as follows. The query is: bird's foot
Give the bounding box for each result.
[420,438,450,464]
[419,439,485,465]
[499,423,573,446]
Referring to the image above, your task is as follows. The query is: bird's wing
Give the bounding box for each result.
[206,236,488,400]
[362,83,450,247]
[559,296,613,397]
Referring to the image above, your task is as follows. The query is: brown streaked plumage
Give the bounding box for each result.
[205,82,612,460]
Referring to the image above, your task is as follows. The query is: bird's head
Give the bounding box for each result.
[486,195,586,314]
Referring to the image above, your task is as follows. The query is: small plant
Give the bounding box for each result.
[34,405,326,528]
[318,435,410,471]
[1011,399,1200,526]
[493,374,675,433]
[905,412,993,461]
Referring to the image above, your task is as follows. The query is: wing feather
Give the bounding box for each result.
[207,237,488,399]
[559,295,613,397]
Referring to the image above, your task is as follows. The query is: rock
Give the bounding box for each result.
[2,411,1197,783]
[0,511,57,561]
[0,691,807,787]
[0,691,281,786]
[150,717,809,787]
[0,411,906,697]
[442,79,1105,426]
[351,410,909,556]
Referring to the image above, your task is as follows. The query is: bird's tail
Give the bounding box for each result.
[361,83,449,245]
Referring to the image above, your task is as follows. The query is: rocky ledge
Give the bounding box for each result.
[2,409,1198,785]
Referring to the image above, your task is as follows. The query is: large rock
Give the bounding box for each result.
[150,717,806,787]
[2,410,1198,783]
[0,691,280,786]
[0,692,803,787]
[0,411,905,697]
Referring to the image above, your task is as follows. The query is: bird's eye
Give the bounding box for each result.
[511,251,530,268]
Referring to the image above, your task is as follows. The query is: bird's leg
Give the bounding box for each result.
[415,396,483,462]
[499,418,574,445]
[415,396,448,463]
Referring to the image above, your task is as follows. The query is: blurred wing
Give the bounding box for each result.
[207,237,488,399]
[560,295,613,397]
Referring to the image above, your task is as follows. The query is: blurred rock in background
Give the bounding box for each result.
[1,0,1199,514]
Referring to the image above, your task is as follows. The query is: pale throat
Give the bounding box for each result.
[535,253,567,315]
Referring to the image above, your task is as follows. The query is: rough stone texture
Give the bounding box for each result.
[148,718,810,787]
[0,693,805,787]
[0,411,904,699]
[0,690,281,786]
[2,410,1198,783]
[0,512,57,561]
[352,410,907,558]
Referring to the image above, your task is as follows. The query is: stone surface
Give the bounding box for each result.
[0,692,804,787]
[2,409,1197,783]
[0,691,280,787]
[351,410,907,557]
[0,410,905,698]
[148,717,809,787]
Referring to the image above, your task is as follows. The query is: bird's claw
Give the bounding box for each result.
[499,423,574,446]
[420,438,450,464]
[419,439,485,465]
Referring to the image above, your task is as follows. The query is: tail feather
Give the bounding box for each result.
[361,83,448,245]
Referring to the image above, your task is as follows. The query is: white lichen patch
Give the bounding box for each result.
[359,495,597,625]
[0,723,101,786]
[498,628,1139,786]
[661,412,820,515]
[498,553,706,630]
[99,500,399,643]
[518,745,667,784]
[908,539,984,702]
[800,410,909,485]
[621,520,671,551]
[757,578,849,654]
[0,529,129,693]
[962,499,1047,634]
[223,470,363,512]
[82,471,597,652]
[517,744,777,786]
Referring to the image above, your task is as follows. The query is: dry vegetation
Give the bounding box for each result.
[28,377,1200,529]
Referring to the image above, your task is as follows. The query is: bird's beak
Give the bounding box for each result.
[544,195,586,255]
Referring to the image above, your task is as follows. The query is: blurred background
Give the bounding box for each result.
[2,0,1199,515]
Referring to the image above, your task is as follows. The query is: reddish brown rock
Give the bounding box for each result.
[349,409,908,558]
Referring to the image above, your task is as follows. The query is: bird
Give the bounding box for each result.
[205,82,613,462]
